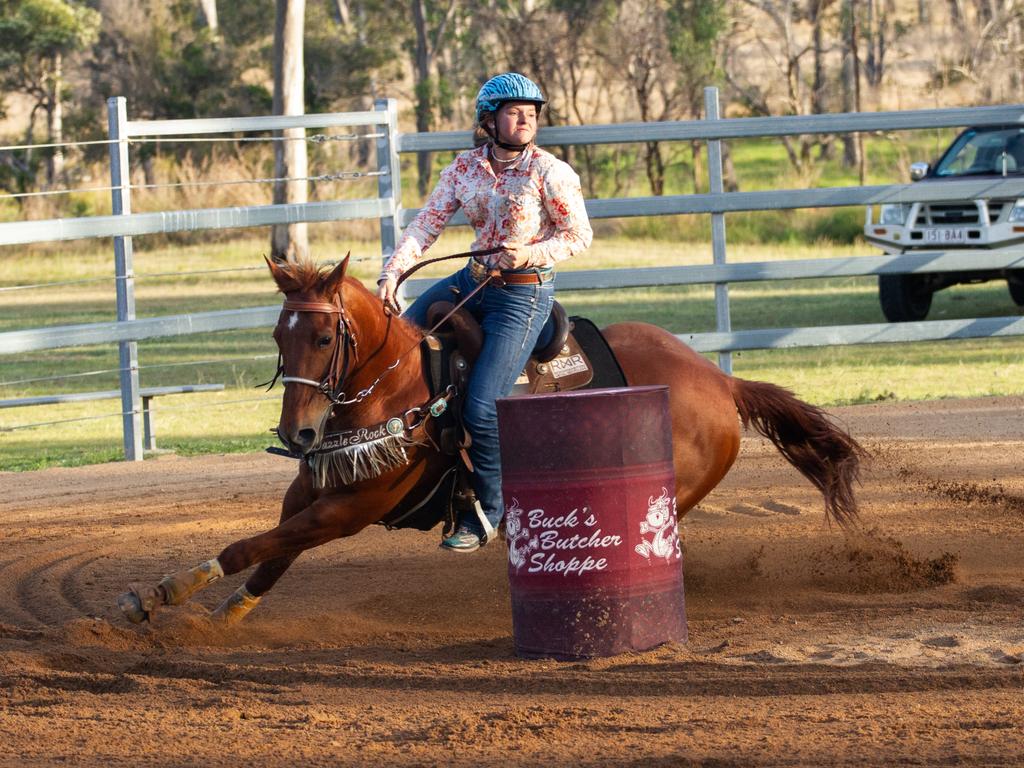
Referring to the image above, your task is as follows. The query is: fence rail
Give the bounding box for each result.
[397,104,1024,152]
[3,93,1024,460]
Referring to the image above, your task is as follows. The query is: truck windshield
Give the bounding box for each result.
[934,128,1024,177]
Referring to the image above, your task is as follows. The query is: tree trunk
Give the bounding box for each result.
[46,52,64,188]
[332,0,351,28]
[644,142,665,196]
[840,0,861,169]
[691,140,703,194]
[411,0,434,197]
[852,2,865,184]
[811,2,827,114]
[271,0,309,263]
[864,0,888,87]
[721,142,738,193]
[198,0,219,36]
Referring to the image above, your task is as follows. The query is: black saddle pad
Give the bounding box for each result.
[571,316,628,389]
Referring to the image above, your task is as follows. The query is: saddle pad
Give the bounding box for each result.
[570,316,628,390]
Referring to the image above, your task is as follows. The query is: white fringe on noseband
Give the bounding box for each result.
[308,433,416,488]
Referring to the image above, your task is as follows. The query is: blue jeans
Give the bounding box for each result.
[405,266,556,534]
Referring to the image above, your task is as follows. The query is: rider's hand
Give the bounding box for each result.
[498,242,533,270]
[377,276,400,313]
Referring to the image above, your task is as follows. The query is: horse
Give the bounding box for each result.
[117,256,865,626]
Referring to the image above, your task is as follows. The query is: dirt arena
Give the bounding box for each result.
[1,396,1023,766]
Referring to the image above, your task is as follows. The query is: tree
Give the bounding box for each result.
[0,0,100,186]
[409,0,460,196]
[198,0,220,42]
[724,0,837,180]
[482,0,615,194]
[271,0,308,262]
[304,2,400,114]
[666,0,731,192]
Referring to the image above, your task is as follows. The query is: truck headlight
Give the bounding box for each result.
[879,204,912,225]
[1008,203,1024,222]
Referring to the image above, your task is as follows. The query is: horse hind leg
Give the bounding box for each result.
[117,558,225,624]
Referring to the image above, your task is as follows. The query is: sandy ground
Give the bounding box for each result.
[1,395,1023,766]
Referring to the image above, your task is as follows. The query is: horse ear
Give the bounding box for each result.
[266,256,300,294]
[323,252,350,298]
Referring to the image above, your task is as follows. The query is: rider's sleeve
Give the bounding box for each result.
[380,163,461,282]
[526,163,593,269]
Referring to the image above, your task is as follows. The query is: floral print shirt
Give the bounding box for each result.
[380,144,592,281]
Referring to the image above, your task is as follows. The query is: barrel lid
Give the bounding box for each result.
[497,385,672,473]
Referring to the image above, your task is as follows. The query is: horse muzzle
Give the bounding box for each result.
[278,404,333,456]
[278,426,321,457]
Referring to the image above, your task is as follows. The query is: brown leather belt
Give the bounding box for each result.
[469,258,553,285]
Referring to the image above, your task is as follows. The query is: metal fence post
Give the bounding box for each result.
[107,96,143,461]
[704,87,733,374]
[374,98,403,293]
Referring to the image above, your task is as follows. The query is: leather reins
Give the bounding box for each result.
[265,248,505,411]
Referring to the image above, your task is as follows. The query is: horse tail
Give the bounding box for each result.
[729,378,866,527]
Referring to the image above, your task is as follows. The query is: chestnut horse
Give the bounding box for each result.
[117,257,864,626]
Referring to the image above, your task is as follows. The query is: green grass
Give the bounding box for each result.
[3,233,1024,471]
[0,126,1018,470]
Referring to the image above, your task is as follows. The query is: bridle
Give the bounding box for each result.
[264,246,506,413]
[265,295,363,408]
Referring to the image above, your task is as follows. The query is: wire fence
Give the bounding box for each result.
[0,130,387,201]
[0,131,383,154]
[0,168,387,200]
[0,352,280,389]
[0,252,381,293]
[1,392,280,432]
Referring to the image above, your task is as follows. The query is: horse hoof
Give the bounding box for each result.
[117,591,149,624]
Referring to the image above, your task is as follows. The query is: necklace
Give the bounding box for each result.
[490,147,523,164]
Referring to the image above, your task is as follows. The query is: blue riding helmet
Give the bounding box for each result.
[475,73,546,124]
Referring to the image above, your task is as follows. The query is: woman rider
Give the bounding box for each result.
[377,72,592,553]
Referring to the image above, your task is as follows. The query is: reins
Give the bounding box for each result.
[393,245,504,294]
[267,248,505,413]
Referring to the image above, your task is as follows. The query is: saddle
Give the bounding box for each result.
[380,300,627,534]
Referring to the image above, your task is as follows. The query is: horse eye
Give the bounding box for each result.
[317,335,333,349]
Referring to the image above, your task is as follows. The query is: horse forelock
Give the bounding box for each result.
[275,259,333,296]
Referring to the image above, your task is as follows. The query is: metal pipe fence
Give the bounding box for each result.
[2,91,1024,460]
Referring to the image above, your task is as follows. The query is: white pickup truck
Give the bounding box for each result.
[864,125,1024,321]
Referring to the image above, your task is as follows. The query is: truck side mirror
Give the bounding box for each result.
[909,162,930,181]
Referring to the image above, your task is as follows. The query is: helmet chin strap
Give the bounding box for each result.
[485,120,530,152]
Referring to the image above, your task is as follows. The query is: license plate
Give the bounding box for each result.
[923,228,968,244]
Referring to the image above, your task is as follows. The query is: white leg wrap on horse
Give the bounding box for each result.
[211,585,261,625]
[159,558,224,606]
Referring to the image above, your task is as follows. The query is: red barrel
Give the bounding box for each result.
[496,385,686,659]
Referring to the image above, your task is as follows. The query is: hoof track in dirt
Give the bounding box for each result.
[2,398,1024,764]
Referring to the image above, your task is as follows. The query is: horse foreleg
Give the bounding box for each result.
[209,554,297,625]
[118,475,317,626]
[117,558,225,624]
[210,489,384,625]
[211,478,310,625]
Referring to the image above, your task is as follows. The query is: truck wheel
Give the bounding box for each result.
[879,274,933,322]
[1008,272,1024,307]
